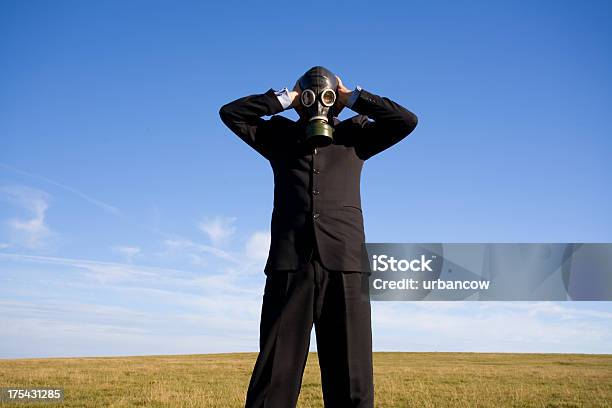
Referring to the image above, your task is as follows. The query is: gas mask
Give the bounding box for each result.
[297,66,339,147]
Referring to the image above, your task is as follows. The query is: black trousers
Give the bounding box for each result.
[244,247,374,408]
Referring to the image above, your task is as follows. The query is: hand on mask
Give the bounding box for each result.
[335,75,353,109]
[289,79,301,109]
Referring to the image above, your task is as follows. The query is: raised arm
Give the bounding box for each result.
[219,88,290,159]
[337,77,418,160]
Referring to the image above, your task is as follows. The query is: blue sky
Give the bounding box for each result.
[1,0,611,358]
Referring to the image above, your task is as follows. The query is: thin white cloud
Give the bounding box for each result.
[245,231,270,261]
[198,216,236,246]
[0,163,121,216]
[2,252,612,357]
[112,245,141,263]
[371,302,612,352]
[146,232,269,277]
[0,185,52,249]
[0,251,266,357]
[0,314,258,358]
[162,238,237,263]
[478,301,612,320]
[0,252,256,293]
[159,229,270,275]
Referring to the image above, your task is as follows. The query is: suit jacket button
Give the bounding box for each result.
[313,169,320,174]
[313,213,320,219]
[313,190,320,195]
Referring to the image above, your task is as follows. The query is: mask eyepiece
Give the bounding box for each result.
[320,88,336,107]
[301,89,316,107]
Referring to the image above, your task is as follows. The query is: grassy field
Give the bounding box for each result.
[1,352,611,407]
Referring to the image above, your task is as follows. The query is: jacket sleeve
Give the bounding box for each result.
[218,88,286,159]
[350,89,418,160]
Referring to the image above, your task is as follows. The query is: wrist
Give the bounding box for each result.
[345,85,362,109]
[274,87,293,110]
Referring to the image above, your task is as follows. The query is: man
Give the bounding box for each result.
[219,66,418,408]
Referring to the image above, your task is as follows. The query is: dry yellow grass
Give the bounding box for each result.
[1,352,611,407]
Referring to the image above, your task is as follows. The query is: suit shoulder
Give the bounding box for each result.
[247,114,291,133]
[267,114,296,129]
[336,114,370,130]
[333,115,370,147]
[270,114,295,124]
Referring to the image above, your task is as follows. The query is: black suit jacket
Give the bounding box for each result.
[219,88,418,272]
